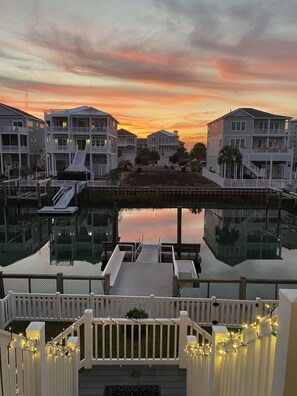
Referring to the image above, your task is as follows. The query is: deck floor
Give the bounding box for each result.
[79,365,186,396]
[110,261,173,296]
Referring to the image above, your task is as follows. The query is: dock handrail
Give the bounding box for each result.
[161,244,179,277]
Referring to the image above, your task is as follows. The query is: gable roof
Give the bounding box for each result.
[46,106,119,123]
[117,128,136,137]
[208,107,291,125]
[148,129,178,138]
[239,108,291,119]
[0,103,43,122]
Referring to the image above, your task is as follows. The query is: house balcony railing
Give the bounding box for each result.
[253,128,288,135]
[46,141,111,153]
[0,126,28,134]
[45,126,107,133]
[242,147,293,161]
[0,145,29,152]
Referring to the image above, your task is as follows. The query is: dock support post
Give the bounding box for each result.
[112,202,119,248]
[3,184,7,207]
[239,276,247,300]
[37,182,41,207]
[56,272,64,294]
[0,272,5,298]
[177,207,182,259]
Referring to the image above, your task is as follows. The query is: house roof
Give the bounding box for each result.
[117,128,136,137]
[239,108,291,119]
[148,129,178,138]
[0,103,43,122]
[208,107,291,125]
[46,106,119,123]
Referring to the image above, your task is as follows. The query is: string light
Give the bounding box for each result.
[217,312,278,356]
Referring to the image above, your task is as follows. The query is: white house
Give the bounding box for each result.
[147,130,181,165]
[44,106,118,177]
[0,103,44,175]
[117,128,137,164]
[203,108,294,188]
[289,117,297,171]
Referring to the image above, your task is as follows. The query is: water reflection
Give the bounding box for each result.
[0,206,296,281]
[50,209,113,265]
[203,209,283,265]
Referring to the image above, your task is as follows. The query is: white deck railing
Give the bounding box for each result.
[2,290,297,395]
[0,291,278,329]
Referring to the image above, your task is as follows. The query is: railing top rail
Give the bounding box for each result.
[93,317,180,325]
[6,292,277,305]
[1,274,105,280]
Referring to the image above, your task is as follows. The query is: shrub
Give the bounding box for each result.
[125,308,149,319]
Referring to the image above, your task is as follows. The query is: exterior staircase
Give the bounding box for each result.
[66,148,88,172]
[242,158,265,178]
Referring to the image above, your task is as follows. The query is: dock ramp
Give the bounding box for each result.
[38,181,86,215]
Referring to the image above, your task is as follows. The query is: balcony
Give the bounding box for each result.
[45,126,107,134]
[0,126,28,134]
[0,145,29,153]
[253,128,287,135]
[46,142,110,153]
[242,147,293,161]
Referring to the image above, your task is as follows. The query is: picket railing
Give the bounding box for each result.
[1,289,297,396]
[0,291,278,329]
[0,323,79,396]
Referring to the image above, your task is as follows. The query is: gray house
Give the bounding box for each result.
[0,103,44,176]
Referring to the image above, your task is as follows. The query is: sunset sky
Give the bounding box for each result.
[1,0,297,148]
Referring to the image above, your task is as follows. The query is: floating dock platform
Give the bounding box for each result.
[38,206,79,216]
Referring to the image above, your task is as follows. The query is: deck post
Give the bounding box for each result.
[208,325,229,396]
[67,336,80,396]
[272,289,297,396]
[26,322,47,396]
[84,309,94,369]
[179,311,189,368]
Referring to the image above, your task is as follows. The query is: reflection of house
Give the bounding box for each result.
[280,212,297,250]
[147,130,181,165]
[117,129,137,164]
[50,209,113,265]
[203,108,293,188]
[0,208,49,267]
[203,208,282,266]
[44,106,118,177]
[0,103,44,175]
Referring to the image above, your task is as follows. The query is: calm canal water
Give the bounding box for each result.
[1,205,297,285]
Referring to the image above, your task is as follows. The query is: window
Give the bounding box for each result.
[258,121,268,131]
[231,121,246,131]
[240,139,245,148]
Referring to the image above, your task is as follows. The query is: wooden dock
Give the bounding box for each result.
[111,245,173,296]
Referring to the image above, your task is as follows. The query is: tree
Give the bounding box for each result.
[135,148,160,165]
[218,145,242,178]
[169,152,179,166]
[190,143,206,171]
[118,160,133,172]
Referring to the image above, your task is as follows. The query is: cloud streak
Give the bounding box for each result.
[0,0,296,147]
